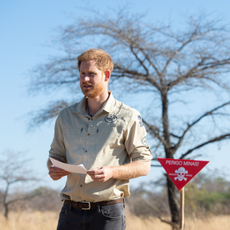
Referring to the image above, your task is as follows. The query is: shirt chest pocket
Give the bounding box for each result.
[62,127,85,156]
[96,121,125,150]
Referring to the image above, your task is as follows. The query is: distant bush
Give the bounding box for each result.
[184,171,230,216]
[0,187,62,214]
[128,170,230,218]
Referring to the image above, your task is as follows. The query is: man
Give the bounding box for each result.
[48,49,152,230]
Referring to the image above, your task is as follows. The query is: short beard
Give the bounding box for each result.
[81,82,104,98]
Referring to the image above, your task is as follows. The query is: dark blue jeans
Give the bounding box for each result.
[57,202,126,230]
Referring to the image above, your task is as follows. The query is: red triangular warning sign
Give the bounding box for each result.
[157,158,209,191]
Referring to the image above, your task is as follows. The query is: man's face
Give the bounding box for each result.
[79,60,105,98]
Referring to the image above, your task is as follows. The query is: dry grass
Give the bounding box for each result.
[0,211,57,230]
[0,211,229,230]
[126,214,230,230]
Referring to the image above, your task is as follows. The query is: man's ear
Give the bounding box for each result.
[104,70,111,82]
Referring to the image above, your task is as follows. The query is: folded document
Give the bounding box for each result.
[49,157,87,174]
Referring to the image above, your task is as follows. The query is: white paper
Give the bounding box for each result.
[49,157,87,174]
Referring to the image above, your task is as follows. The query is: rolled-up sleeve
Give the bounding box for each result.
[49,115,67,163]
[124,111,152,162]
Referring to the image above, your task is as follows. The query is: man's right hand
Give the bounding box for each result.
[48,165,70,180]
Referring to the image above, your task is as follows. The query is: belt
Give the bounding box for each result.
[64,198,124,210]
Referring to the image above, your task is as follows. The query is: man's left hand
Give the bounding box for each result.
[87,166,113,182]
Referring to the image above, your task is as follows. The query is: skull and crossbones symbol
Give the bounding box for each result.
[174,167,188,181]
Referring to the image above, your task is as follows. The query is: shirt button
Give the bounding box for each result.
[88,133,90,136]
[85,150,87,153]
[80,185,83,187]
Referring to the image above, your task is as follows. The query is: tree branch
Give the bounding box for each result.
[27,100,72,130]
[136,46,161,77]
[113,65,161,90]
[167,57,230,90]
[180,133,230,159]
[130,46,149,75]
[161,34,198,77]
[142,119,169,148]
[172,101,230,152]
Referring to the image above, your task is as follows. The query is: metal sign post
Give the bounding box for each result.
[180,187,185,230]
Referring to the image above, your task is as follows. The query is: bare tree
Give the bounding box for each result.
[0,150,38,219]
[28,8,230,228]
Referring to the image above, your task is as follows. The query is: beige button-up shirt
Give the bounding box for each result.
[49,92,152,202]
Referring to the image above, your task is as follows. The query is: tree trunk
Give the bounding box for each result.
[4,203,9,219]
[161,90,180,228]
[167,175,179,228]
[165,149,180,229]
[3,184,9,219]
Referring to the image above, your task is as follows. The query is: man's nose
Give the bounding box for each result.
[82,75,90,81]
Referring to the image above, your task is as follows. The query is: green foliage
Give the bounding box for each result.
[129,171,230,218]
[184,171,230,216]
[31,186,56,195]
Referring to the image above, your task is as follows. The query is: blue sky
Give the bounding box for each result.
[1,0,230,191]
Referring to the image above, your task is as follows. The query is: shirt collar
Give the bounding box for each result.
[72,91,115,115]
[72,97,88,115]
[102,91,116,113]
